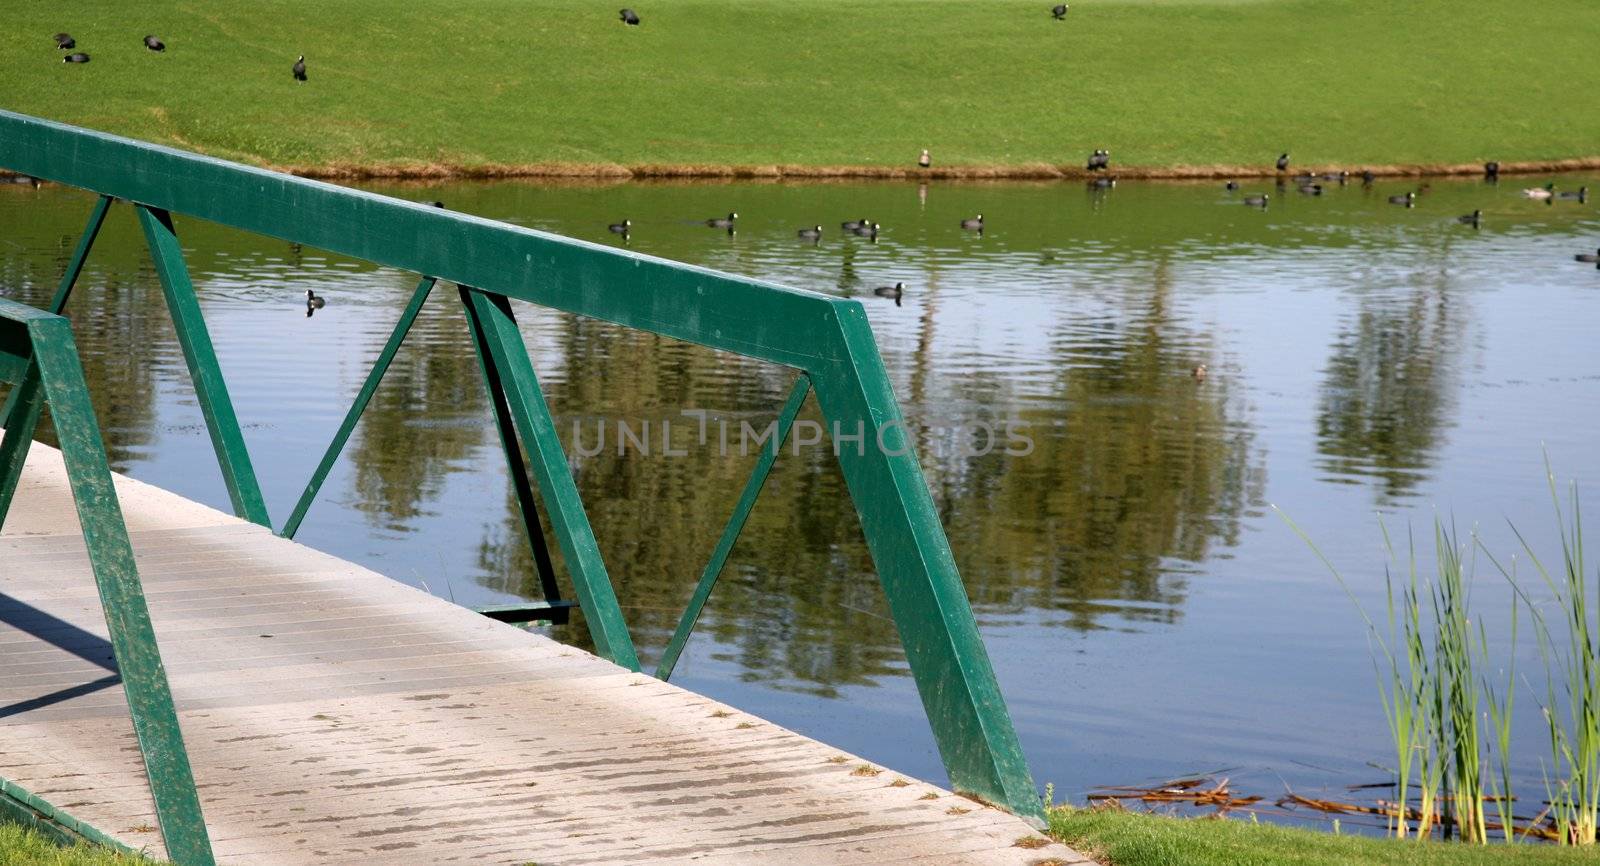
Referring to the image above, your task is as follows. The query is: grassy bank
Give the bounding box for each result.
[0,823,147,865]
[5,0,1599,176]
[1048,807,1599,866]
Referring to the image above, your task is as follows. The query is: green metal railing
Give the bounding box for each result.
[0,108,1044,861]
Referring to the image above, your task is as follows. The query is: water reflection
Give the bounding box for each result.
[2,174,1598,806]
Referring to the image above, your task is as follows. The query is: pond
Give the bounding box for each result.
[2,173,1598,829]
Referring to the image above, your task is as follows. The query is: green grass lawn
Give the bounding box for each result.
[0,823,149,866]
[1049,806,1599,866]
[4,0,1598,172]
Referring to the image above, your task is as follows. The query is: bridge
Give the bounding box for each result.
[0,110,1083,864]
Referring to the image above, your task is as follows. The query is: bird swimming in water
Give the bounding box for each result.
[1523,183,1555,200]
[608,219,631,234]
[1457,209,1482,226]
[1362,170,1376,185]
[1575,248,1600,263]
[1324,171,1349,184]
[1224,181,1239,191]
[798,225,822,239]
[960,214,983,230]
[1275,153,1290,172]
[705,212,737,228]
[306,289,326,311]
[1388,192,1416,206]
[1052,4,1069,19]
[293,55,307,81]
[1192,364,1208,381]
[1557,186,1589,202]
[874,282,906,306]
[620,8,641,25]
[1298,183,1323,195]
[53,33,75,50]
[1086,149,1109,171]
[144,35,165,52]
[1090,176,1115,189]
[1484,161,1500,179]
[1242,193,1269,207]
[853,222,880,238]
[62,53,90,64]
[841,217,869,231]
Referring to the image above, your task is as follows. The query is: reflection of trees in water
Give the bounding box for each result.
[1316,277,1460,502]
[471,258,1264,692]
[346,300,488,530]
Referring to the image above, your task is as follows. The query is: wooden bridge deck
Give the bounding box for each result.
[0,443,1084,865]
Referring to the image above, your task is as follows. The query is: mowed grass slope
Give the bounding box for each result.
[4,0,1599,171]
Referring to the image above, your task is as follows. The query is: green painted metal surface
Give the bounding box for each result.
[655,374,812,682]
[0,298,216,864]
[462,288,640,670]
[0,775,142,856]
[134,205,271,528]
[0,109,1045,821]
[282,276,437,539]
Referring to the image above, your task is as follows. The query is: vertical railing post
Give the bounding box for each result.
[461,288,639,670]
[134,205,270,527]
[809,304,1045,823]
[19,309,216,865]
[0,363,45,530]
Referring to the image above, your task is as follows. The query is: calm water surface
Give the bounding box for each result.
[3,175,1599,827]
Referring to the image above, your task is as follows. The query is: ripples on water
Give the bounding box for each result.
[1,175,1598,824]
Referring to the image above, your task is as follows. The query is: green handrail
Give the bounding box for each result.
[0,108,1046,841]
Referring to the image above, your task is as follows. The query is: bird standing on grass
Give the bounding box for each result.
[63,53,90,64]
[620,8,641,25]
[293,55,307,81]
[918,149,931,169]
[1275,153,1290,172]
[1052,4,1069,19]
[144,35,165,52]
[1087,149,1109,171]
[53,33,75,49]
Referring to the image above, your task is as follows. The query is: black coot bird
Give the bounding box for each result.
[63,53,90,64]
[1388,192,1416,206]
[293,55,307,82]
[1484,161,1500,179]
[1457,209,1482,227]
[705,212,737,228]
[1086,149,1109,171]
[1275,153,1290,172]
[620,8,641,25]
[1052,4,1069,19]
[874,282,906,306]
[841,217,869,231]
[608,219,631,234]
[1298,183,1323,195]
[1575,248,1600,263]
[144,35,165,52]
[853,222,880,238]
[1362,170,1376,185]
[960,214,983,230]
[798,225,822,239]
[54,33,75,50]
[1090,176,1115,189]
[1242,193,1269,207]
[305,290,326,317]
[1224,181,1239,191]
[1557,186,1589,202]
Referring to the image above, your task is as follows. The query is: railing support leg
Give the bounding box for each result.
[134,205,270,527]
[812,307,1045,824]
[281,276,436,539]
[460,288,638,670]
[655,374,810,681]
[27,314,216,865]
[459,288,564,615]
